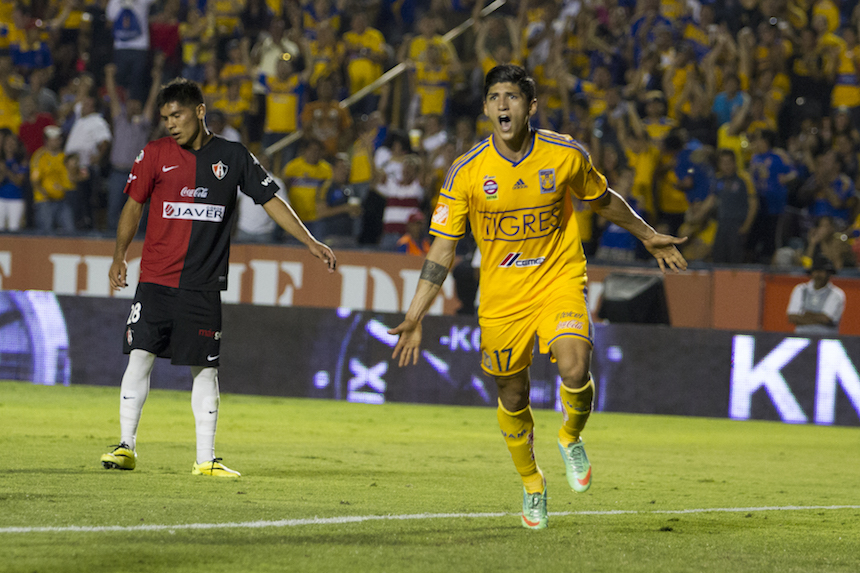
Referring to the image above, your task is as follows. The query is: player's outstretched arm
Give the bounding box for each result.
[591,188,688,273]
[388,236,458,367]
[263,195,337,272]
[110,197,145,290]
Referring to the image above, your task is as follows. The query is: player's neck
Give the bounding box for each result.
[493,129,533,163]
[187,125,214,151]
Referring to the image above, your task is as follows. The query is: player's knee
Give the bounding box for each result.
[558,362,590,389]
[495,372,530,411]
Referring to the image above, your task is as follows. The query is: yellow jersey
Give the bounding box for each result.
[343,28,385,94]
[30,148,75,202]
[211,96,250,130]
[408,35,455,64]
[349,138,373,184]
[263,75,303,133]
[430,130,608,320]
[282,155,332,222]
[415,62,450,115]
[833,44,860,108]
[308,38,345,87]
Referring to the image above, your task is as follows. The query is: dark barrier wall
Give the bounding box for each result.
[6,294,859,426]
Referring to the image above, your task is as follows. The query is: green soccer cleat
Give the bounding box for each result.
[558,437,592,492]
[521,474,548,530]
[100,443,136,470]
[192,458,241,477]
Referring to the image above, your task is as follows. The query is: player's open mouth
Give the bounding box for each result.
[499,115,511,132]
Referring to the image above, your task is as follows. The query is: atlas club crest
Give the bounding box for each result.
[212,161,229,180]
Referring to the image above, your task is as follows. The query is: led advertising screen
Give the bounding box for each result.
[1,293,855,426]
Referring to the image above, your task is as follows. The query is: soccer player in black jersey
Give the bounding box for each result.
[100,78,336,477]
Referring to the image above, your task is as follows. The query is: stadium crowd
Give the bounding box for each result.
[3,0,860,269]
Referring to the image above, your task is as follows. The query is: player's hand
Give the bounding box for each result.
[643,233,688,273]
[109,259,128,290]
[389,318,422,367]
[308,240,336,272]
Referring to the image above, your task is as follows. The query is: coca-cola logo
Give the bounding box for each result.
[180,186,209,198]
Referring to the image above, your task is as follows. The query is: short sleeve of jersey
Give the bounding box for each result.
[429,162,470,240]
[241,149,279,205]
[786,284,804,316]
[124,145,157,203]
[569,146,608,202]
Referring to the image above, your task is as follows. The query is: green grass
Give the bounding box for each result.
[0,381,858,573]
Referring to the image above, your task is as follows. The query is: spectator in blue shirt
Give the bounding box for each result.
[749,129,797,262]
[712,74,749,126]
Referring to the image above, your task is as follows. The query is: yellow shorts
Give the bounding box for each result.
[479,276,593,377]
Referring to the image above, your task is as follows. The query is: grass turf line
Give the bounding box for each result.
[0,381,858,573]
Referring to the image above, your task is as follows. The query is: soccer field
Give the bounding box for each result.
[1,381,858,573]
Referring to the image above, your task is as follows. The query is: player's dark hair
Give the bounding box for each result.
[484,65,536,103]
[156,78,204,111]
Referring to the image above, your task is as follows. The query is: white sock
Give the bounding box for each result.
[119,350,155,451]
[191,366,220,464]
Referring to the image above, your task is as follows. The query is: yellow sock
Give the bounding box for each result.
[497,400,544,493]
[559,378,594,446]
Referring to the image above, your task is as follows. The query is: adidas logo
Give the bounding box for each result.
[513,178,528,190]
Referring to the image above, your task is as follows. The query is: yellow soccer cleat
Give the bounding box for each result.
[192,458,241,477]
[100,443,137,470]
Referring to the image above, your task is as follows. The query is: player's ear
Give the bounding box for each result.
[529,98,538,118]
[196,103,207,120]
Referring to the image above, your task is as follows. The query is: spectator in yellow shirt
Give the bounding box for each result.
[30,125,78,234]
[262,54,309,172]
[282,138,333,237]
[409,44,452,123]
[179,7,216,83]
[306,23,344,89]
[343,13,387,113]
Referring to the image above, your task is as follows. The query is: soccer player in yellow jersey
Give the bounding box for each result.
[390,65,688,530]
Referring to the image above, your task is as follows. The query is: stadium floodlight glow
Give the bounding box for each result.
[729,335,809,423]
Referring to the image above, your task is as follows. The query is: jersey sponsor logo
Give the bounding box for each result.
[135,149,144,163]
[127,173,137,183]
[556,311,585,320]
[126,327,133,344]
[198,329,222,340]
[539,169,556,194]
[431,203,449,226]
[556,319,584,331]
[499,252,546,268]
[212,161,229,180]
[481,202,562,240]
[180,186,209,198]
[483,178,499,201]
[513,178,528,190]
[162,165,179,172]
[163,202,225,222]
[261,174,274,186]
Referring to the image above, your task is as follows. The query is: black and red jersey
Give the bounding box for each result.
[125,135,277,290]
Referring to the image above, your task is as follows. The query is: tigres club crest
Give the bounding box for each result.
[212,161,229,180]
[539,169,556,194]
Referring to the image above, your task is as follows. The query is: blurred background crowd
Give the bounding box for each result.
[3,0,860,271]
